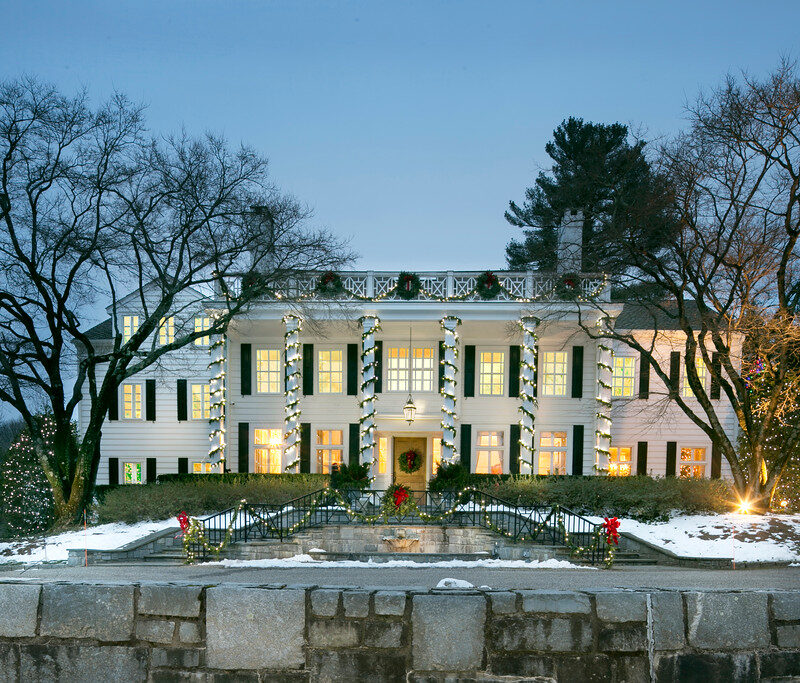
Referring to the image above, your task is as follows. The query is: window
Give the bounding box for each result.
[539,431,567,475]
[612,357,635,398]
[159,316,174,345]
[194,317,211,346]
[479,351,505,396]
[316,429,343,473]
[412,347,435,392]
[254,428,283,474]
[680,447,707,478]
[256,349,281,393]
[122,383,142,419]
[386,346,436,392]
[192,462,217,474]
[377,436,388,475]
[122,462,143,484]
[541,352,568,396]
[122,315,139,343]
[191,383,211,420]
[608,447,633,476]
[431,437,442,475]
[682,356,708,397]
[318,349,343,393]
[475,430,504,474]
[386,347,409,392]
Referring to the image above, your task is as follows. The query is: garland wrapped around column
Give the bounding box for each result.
[594,316,614,470]
[359,315,381,468]
[283,315,303,471]
[518,317,539,473]
[439,316,461,463]
[208,330,227,466]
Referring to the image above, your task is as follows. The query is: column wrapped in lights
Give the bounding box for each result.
[439,316,461,464]
[283,314,303,471]
[359,315,381,466]
[518,317,539,473]
[594,316,614,470]
[208,330,227,465]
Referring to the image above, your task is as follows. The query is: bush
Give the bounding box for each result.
[330,462,371,491]
[97,474,329,524]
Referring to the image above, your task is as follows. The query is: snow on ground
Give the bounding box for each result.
[210,555,590,570]
[0,519,177,564]
[436,578,475,588]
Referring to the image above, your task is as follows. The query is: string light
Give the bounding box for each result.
[518,318,539,472]
[439,316,461,463]
[207,329,227,465]
[283,315,303,471]
[594,320,614,465]
[358,316,381,473]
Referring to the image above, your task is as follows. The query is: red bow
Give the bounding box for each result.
[177,511,190,533]
[602,516,620,546]
[393,487,409,508]
[406,452,415,468]
[485,271,496,286]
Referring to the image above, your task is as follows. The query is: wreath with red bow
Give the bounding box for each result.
[601,516,620,546]
[476,270,502,299]
[555,272,581,300]
[396,271,421,300]
[316,270,345,296]
[398,448,423,474]
[381,483,416,517]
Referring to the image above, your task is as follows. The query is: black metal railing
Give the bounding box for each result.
[187,488,608,564]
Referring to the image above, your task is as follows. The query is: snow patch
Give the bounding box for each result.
[210,555,591,570]
[436,578,474,589]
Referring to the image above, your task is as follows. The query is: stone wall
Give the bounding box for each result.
[0,581,798,682]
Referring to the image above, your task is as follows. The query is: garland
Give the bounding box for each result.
[381,484,416,516]
[315,271,346,296]
[594,317,614,467]
[398,449,423,474]
[207,331,227,463]
[476,270,502,299]
[396,271,421,300]
[358,316,381,469]
[517,318,538,472]
[555,272,582,300]
[439,316,461,462]
[283,315,303,471]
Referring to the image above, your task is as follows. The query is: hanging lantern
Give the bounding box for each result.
[403,394,416,425]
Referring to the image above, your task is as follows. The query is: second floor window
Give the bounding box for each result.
[412,347,435,392]
[122,383,142,419]
[541,352,568,397]
[316,429,343,473]
[318,349,343,393]
[479,351,505,396]
[682,356,708,397]
[256,349,281,393]
[122,315,138,343]
[386,347,409,391]
[159,316,174,345]
[191,383,211,419]
[194,317,211,346]
[612,357,635,398]
[475,430,504,474]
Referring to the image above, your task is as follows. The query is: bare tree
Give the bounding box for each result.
[0,78,351,526]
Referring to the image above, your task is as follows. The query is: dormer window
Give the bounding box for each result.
[122,315,139,343]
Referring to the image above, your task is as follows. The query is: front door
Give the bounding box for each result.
[393,436,427,491]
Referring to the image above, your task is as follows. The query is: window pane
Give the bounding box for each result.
[411,347,435,392]
[123,316,139,343]
[256,349,281,393]
[194,317,211,346]
[191,383,211,419]
[123,384,142,419]
[542,352,568,396]
[683,356,708,397]
[318,350,343,393]
[378,436,388,474]
[431,436,441,475]
[479,351,505,396]
[612,357,635,398]
[386,347,409,392]
[123,462,142,484]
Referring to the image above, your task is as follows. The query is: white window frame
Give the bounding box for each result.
[121,383,143,420]
[315,428,344,473]
[317,347,344,394]
[384,344,438,393]
[122,315,139,343]
[190,382,211,420]
[608,446,633,476]
[191,461,218,474]
[377,434,391,476]
[411,346,436,393]
[474,428,506,474]
[478,348,506,397]
[121,459,145,485]
[256,348,282,394]
[385,346,410,392]
[611,356,636,398]
[682,356,708,398]
[538,431,568,475]
[159,316,175,345]
[194,317,211,347]
[679,446,707,478]
[253,428,285,474]
[541,351,568,397]
[430,434,443,476]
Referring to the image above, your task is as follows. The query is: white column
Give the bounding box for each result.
[359,315,381,467]
[519,317,538,474]
[208,331,227,469]
[283,315,303,471]
[595,317,614,473]
[440,316,461,464]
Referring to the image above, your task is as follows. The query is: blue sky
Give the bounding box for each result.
[4,1,799,269]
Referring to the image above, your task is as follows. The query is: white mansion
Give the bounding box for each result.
[82,219,736,489]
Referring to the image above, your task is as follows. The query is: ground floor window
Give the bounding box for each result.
[475,430,504,474]
[254,428,284,473]
[192,461,217,474]
[608,446,633,476]
[316,429,343,473]
[122,461,143,484]
[538,432,567,475]
[377,436,389,474]
[431,436,442,475]
[680,447,707,478]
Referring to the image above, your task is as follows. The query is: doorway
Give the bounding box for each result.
[392,436,427,490]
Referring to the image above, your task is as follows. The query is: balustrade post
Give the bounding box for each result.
[366,271,375,298]
[446,270,454,298]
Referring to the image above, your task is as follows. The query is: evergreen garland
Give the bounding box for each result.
[396,271,421,300]
[397,449,423,474]
[476,270,502,299]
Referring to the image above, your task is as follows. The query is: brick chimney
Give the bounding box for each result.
[557,209,583,273]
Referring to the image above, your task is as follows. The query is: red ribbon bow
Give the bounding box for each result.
[602,517,620,546]
[177,511,190,533]
[406,452,415,469]
[393,487,409,508]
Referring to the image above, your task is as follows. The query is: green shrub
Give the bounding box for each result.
[97,474,329,524]
[330,462,371,491]
[428,461,471,492]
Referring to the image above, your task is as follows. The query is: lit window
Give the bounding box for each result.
[608,447,632,476]
[318,349,343,393]
[679,447,707,478]
[254,429,284,474]
[378,436,389,475]
[479,351,505,396]
[412,347,435,392]
[191,383,211,420]
[612,357,635,398]
[316,429,343,473]
[123,462,142,484]
[683,356,708,397]
[122,383,142,419]
[158,316,174,345]
[122,316,139,343]
[475,430,504,474]
[541,352,568,397]
[431,436,442,475]
[256,349,281,393]
[538,431,567,475]
[386,347,409,392]
[192,462,217,474]
[194,317,211,346]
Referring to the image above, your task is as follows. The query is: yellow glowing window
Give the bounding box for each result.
[191,383,211,420]
[316,429,343,473]
[612,357,635,398]
[158,316,174,345]
[256,349,281,393]
[679,447,707,478]
[479,351,505,396]
[538,431,567,475]
[122,315,139,343]
[608,447,632,476]
[192,462,216,474]
[194,317,211,346]
[541,352,568,397]
[123,462,142,484]
[475,430,504,474]
[122,383,142,419]
[431,436,442,475]
[682,357,708,397]
[318,349,343,393]
[254,428,284,474]
[386,347,409,392]
[378,436,388,474]
[412,347,435,392]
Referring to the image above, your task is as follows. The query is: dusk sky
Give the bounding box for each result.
[4,1,799,269]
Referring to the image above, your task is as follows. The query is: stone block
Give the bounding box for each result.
[0,644,19,683]
[655,652,758,682]
[308,619,360,647]
[772,592,800,621]
[310,589,340,617]
[412,594,486,671]
[759,651,800,679]
[179,620,201,643]
[364,621,404,649]
[489,591,518,614]
[598,623,647,652]
[491,617,592,653]
[489,653,556,678]
[138,585,201,618]
[649,592,685,651]
[0,583,40,637]
[206,587,304,670]
[136,618,175,643]
[776,624,800,649]
[18,644,148,682]
[519,591,591,614]
[685,592,769,650]
[595,592,646,623]
[40,584,134,641]
[308,650,407,682]
[342,590,370,617]
[558,654,649,683]
[374,591,407,616]
[151,646,202,668]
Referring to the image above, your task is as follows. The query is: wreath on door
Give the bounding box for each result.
[398,448,423,474]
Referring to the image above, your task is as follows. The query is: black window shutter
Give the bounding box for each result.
[710,442,721,479]
[108,457,119,486]
[241,343,252,396]
[145,379,156,421]
[571,346,584,398]
[302,344,314,395]
[636,442,648,475]
[533,345,539,398]
[464,345,476,397]
[348,423,359,465]
[438,341,445,392]
[300,423,311,473]
[460,424,472,472]
[638,356,650,399]
[178,457,188,475]
[108,386,118,421]
[238,422,250,473]
[374,341,383,393]
[508,346,521,398]
[146,457,157,483]
[669,351,681,396]
[710,352,721,399]
[177,379,188,421]
[572,425,584,476]
[509,424,520,475]
[347,344,358,396]
[666,441,677,477]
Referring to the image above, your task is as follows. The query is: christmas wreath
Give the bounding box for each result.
[241,271,265,293]
[476,270,502,299]
[398,448,423,474]
[555,272,581,300]
[316,271,346,296]
[381,483,416,517]
[396,271,421,300]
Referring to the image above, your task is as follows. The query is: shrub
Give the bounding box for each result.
[428,461,470,492]
[330,462,371,491]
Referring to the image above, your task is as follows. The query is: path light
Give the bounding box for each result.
[403,394,416,425]
[737,498,751,514]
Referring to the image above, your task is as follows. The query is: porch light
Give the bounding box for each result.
[403,394,417,425]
